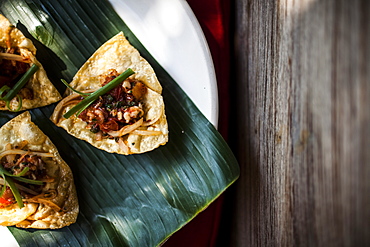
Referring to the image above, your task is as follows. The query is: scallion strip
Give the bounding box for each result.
[75,100,94,116]
[0,165,43,185]
[6,94,22,112]
[3,63,39,101]
[61,79,91,97]
[0,180,6,198]
[0,160,43,208]
[4,175,23,208]
[63,68,135,119]
[12,176,44,185]
[16,167,30,177]
[0,85,10,99]
[0,164,16,177]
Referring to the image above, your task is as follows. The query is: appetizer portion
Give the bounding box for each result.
[0,14,61,111]
[51,32,168,155]
[0,112,78,229]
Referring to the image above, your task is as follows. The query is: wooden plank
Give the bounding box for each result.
[223,0,370,246]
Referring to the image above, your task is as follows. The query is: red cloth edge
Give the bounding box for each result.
[164,0,231,246]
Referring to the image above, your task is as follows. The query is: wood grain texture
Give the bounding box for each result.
[224,0,370,246]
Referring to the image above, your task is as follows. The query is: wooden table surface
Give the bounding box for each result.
[220,0,370,246]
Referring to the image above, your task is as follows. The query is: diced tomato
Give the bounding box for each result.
[0,197,13,206]
[0,188,15,207]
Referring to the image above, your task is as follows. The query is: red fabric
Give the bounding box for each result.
[164,0,231,246]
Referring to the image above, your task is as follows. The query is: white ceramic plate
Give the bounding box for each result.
[1,0,218,245]
[110,0,218,127]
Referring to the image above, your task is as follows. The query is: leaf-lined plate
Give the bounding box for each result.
[0,0,239,246]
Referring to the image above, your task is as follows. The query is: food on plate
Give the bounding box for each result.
[0,111,78,229]
[0,14,61,111]
[50,32,168,155]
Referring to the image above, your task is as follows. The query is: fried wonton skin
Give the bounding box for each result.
[0,112,78,229]
[50,32,168,155]
[0,14,61,111]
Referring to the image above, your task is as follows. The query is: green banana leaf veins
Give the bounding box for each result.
[0,0,239,246]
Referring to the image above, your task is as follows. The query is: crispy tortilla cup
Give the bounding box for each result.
[0,14,61,111]
[0,112,78,229]
[50,32,168,155]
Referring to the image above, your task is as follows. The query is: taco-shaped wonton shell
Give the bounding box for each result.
[50,32,168,155]
[0,112,78,229]
[0,14,61,111]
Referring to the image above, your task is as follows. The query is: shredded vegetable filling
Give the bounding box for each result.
[0,47,33,100]
[0,48,33,95]
[77,69,146,137]
[0,148,52,208]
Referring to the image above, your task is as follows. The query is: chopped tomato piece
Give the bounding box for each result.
[0,187,15,207]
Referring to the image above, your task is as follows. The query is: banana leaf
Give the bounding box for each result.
[0,0,239,246]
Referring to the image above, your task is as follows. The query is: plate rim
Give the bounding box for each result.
[109,0,219,127]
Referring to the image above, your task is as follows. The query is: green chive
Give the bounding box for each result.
[16,167,29,177]
[0,164,15,177]
[12,176,44,185]
[0,85,10,99]
[0,182,6,198]
[6,94,22,112]
[4,175,23,208]
[0,165,43,185]
[3,63,39,101]
[61,79,91,97]
[63,68,135,119]
[0,160,44,208]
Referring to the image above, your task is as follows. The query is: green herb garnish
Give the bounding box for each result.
[3,176,24,208]
[61,79,91,97]
[0,165,43,185]
[0,164,43,208]
[0,181,6,198]
[3,64,39,101]
[0,85,11,98]
[5,94,22,112]
[0,63,39,112]
[63,68,135,119]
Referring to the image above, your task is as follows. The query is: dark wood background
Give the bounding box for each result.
[221,0,370,246]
